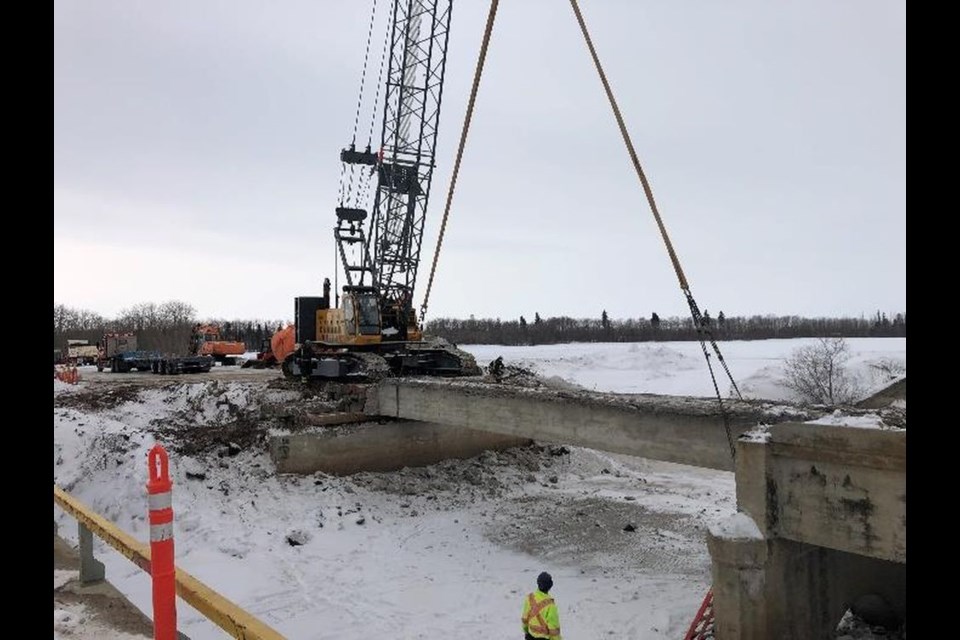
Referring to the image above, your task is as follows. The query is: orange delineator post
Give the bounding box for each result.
[54,366,80,384]
[147,444,177,640]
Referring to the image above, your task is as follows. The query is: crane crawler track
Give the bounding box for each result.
[282,340,479,382]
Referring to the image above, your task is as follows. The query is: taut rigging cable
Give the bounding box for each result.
[568,0,742,460]
[420,0,744,461]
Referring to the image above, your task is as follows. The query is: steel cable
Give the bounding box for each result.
[569,0,742,460]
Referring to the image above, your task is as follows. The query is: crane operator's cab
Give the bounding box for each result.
[307,284,422,346]
[295,279,379,347]
[317,287,382,345]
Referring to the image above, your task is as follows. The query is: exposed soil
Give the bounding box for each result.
[54,382,147,411]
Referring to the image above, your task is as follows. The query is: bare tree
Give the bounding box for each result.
[781,337,863,405]
[119,302,158,332]
[159,300,195,327]
[870,358,906,380]
[152,300,197,354]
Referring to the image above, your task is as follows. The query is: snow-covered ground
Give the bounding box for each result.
[462,338,906,400]
[54,337,905,639]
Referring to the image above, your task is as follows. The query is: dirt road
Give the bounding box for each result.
[76,364,283,387]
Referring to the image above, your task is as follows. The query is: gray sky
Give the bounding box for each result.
[54,0,905,323]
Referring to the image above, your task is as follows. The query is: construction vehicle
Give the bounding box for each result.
[97,333,162,373]
[97,332,214,375]
[189,323,246,365]
[66,339,99,366]
[239,338,273,368]
[240,336,279,369]
[149,352,214,375]
[276,0,478,381]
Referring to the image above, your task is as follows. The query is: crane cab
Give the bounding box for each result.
[307,285,382,346]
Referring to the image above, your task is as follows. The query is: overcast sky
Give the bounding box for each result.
[54,0,905,324]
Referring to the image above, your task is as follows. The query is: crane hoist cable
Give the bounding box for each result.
[419,0,500,325]
[568,0,742,461]
[357,21,390,235]
[340,0,383,209]
[356,0,391,212]
[352,0,380,147]
[366,10,391,148]
[337,0,389,290]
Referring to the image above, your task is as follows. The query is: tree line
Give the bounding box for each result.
[54,301,905,357]
[53,302,286,358]
[424,310,906,345]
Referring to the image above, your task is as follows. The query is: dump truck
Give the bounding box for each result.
[66,339,99,366]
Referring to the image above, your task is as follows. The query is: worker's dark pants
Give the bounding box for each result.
[525,634,548,640]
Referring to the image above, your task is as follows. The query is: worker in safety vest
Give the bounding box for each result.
[521,571,562,639]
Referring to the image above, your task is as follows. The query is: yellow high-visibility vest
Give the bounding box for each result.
[521,589,562,639]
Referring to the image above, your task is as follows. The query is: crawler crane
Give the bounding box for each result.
[277,0,478,380]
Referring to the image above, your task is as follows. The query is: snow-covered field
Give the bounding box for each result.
[54,338,905,639]
[462,338,906,400]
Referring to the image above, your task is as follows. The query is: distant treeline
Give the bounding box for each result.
[424,310,906,345]
[53,302,286,356]
[54,302,906,356]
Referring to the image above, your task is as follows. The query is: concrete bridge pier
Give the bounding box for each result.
[707,423,907,639]
[709,533,906,639]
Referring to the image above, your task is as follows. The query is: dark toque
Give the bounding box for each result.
[537,571,553,593]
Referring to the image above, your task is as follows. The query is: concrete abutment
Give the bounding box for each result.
[709,423,906,639]
[269,419,531,475]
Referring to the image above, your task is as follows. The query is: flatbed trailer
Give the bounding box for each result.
[97,333,214,374]
[100,351,214,374]
[150,354,214,375]
[102,350,161,373]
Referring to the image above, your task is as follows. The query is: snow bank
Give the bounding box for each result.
[806,409,889,429]
[709,511,763,541]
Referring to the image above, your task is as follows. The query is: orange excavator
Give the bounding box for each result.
[189,324,246,366]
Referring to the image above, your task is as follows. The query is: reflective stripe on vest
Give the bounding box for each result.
[523,593,559,638]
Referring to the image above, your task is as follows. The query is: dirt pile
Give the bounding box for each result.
[54,382,146,411]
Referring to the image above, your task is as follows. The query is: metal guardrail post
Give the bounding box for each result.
[55,483,286,639]
[78,521,105,585]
